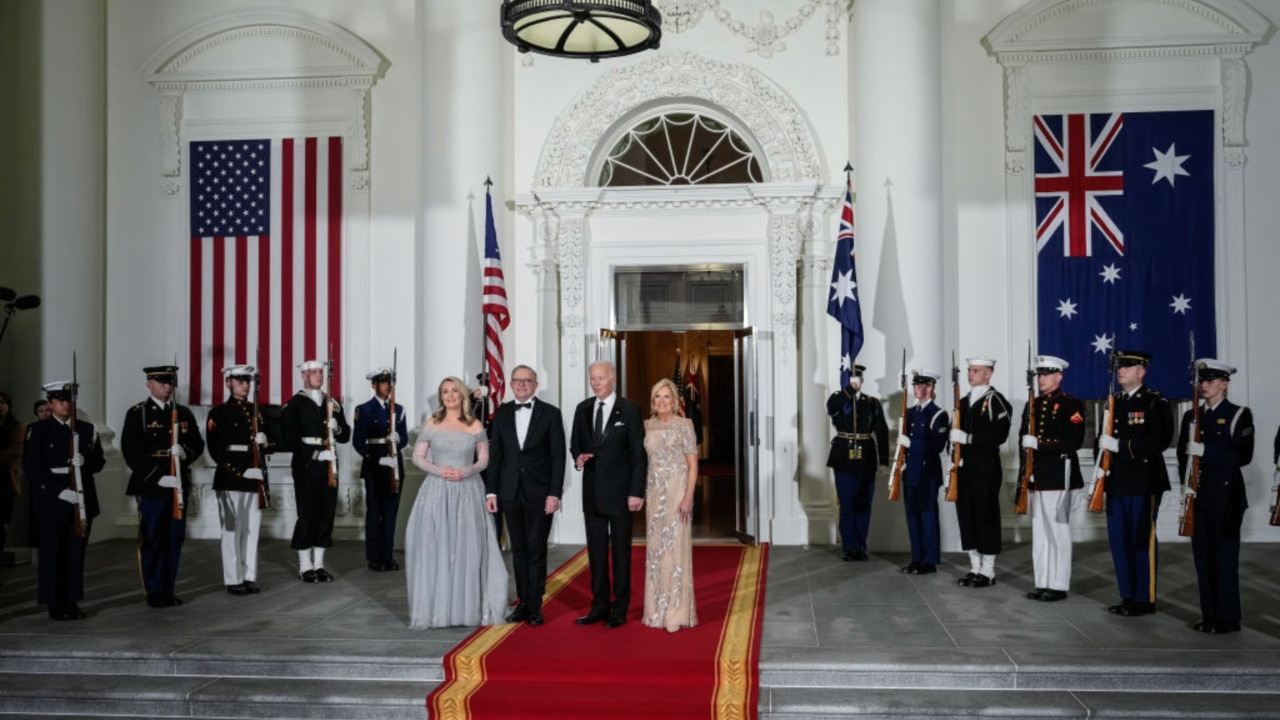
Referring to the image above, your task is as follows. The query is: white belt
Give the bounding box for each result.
[366,438,388,445]
[51,467,69,475]
[302,437,326,446]
[228,444,250,452]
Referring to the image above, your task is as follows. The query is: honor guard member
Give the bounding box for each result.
[1094,350,1172,617]
[206,365,271,595]
[898,369,949,574]
[24,381,105,620]
[122,365,205,608]
[352,367,408,572]
[281,359,351,582]
[825,364,890,561]
[1176,359,1254,633]
[1019,356,1086,602]
[951,356,1013,587]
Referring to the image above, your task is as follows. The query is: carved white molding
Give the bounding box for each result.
[766,208,810,338]
[655,0,851,57]
[1221,55,1247,166]
[142,8,387,191]
[534,51,824,188]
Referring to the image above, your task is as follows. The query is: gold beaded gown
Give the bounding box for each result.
[642,416,698,632]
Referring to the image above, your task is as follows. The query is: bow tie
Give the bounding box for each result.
[515,402,532,410]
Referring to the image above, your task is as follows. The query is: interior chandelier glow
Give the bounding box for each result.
[500,0,662,61]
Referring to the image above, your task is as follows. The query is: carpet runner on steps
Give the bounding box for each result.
[429,543,768,720]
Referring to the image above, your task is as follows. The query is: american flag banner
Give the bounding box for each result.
[827,168,864,391]
[1034,110,1214,399]
[482,184,510,420]
[188,137,344,405]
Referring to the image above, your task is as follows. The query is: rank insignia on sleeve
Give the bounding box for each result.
[1069,411,1084,424]
[1217,418,1227,424]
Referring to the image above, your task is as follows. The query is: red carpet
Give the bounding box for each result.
[428,543,768,720]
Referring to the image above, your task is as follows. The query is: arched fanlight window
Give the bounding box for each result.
[598,112,763,186]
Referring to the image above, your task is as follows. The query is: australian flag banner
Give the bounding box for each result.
[827,171,864,391]
[1034,110,1215,400]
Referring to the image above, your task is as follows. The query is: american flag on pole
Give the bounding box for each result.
[187,137,344,405]
[482,183,510,420]
[827,166,864,391]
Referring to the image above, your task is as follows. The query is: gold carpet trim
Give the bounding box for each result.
[713,544,764,720]
[430,549,591,720]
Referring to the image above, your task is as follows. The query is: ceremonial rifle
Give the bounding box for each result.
[1178,333,1200,538]
[251,345,270,510]
[170,359,184,520]
[67,353,89,537]
[1088,345,1118,513]
[325,345,337,489]
[945,351,961,503]
[388,349,401,495]
[888,348,906,502]
[1270,472,1280,527]
[1015,342,1034,515]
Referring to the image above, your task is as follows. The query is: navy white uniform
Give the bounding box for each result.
[281,379,351,579]
[825,367,890,560]
[121,367,205,607]
[1176,360,1253,633]
[352,374,408,571]
[206,366,272,593]
[24,382,105,620]
[899,373,949,572]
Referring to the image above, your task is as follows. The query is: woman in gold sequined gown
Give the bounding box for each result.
[642,378,699,632]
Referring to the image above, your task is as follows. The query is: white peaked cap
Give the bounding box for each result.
[365,367,394,381]
[1035,355,1069,372]
[911,369,942,383]
[965,356,997,368]
[222,365,256,377]
[297,360,325,371]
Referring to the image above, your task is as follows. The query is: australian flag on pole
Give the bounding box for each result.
[1034,110,1215,399]
[828,171,864,391]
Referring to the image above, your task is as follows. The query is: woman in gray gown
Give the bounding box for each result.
[406,376,508,628]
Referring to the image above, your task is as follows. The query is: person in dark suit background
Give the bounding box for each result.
[570,360,646,628]
[484,364,566,627]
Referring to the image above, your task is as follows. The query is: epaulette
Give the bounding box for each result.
[132,401,148,410]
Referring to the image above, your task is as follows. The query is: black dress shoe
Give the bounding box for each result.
[956,572,977,587]
[1118,602,1154,617]
[243,580,261,594]
[1193,620,1213,633]
[1040,590,1068,602]
[64,603,86,620]
[1107,600,1132,614]
[526,612,545,627]
[850,551,869,562]
[575,610,608,625]
[912,563,937,575]
[315,568,335,582]
[384,561,400,571]
[146,594,166,608]
[227,583,250,596]
[841,551,856,562]
[1206,621,1240,634]
[367,561,387,571]
[605,615,626,628]
[168,595,184,607]
[506,604,530,623]
[901,562,919,574]
[1026,588,1047,601]
[301,569,319,583]
[970,574,996,588]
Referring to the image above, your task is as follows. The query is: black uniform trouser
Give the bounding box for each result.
[35,497,89,606]
[956,463,1003,555]
[291,463,337,550]
[1192,499,1244,625]
[505,485,553,611]
[363,475,400,564]
[585,505,632,616]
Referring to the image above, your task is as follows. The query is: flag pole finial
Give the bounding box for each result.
[484,176,493,189]
[843,162,853,174]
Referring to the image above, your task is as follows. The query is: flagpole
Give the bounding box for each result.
[480,176,494,427]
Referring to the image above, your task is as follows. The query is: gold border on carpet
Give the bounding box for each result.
[713,544,764,720]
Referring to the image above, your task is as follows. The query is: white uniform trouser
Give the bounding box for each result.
[1031,489,1072,591]
[217,490,261,585]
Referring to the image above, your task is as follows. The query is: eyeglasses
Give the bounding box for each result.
[511,378,537,385]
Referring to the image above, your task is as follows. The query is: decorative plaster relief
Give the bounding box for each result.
[534,52,824,188]
[655,0,851,57]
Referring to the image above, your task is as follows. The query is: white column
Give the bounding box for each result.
[854,0,948,550]
[419,0,511,401]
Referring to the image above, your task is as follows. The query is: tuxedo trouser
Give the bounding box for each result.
[585,506,632,615]
[137,494,185,598]
[1031,489,1072,591]
[291,464,337,550]
[506,487,553,611]
[35,497,89,605]
[1106,493,1159,604]
[363,476,400,564]
[902,484,941,565]
[833,470,874,553]
[217,490,261,585]
[1192,501,1243,625]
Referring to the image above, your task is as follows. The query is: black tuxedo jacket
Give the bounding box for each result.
[570,394,646,515]
[485,398,567,503]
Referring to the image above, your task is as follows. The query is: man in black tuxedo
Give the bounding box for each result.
[570,360,646,628]
[484,365,566,627]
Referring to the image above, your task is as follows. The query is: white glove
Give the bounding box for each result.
[949,429,969,445]
[896,434,911,449]
[1272,469,1280,493]
[158,475,181,489]
[1182,483,1197,500]
[388,431,400,444]
[1097,434,1120,453]
[379,456,397,468]
[69,453,85,467]
[1021,435,1038,450]
[1185,440,1204,457]
[58,488,79,505]
[255,432,268,446]
[315,449,336,462]
[473,386,488,398]
[327,418,339,431]
[1092,464,1108,482]
[242,468,264,481]
[170,444,187,460]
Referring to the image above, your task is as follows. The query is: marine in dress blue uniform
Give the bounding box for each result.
[24,381,105,620]
[352,367,408,572]
[897,370,949,574]
[121,365,205,608]
[1094,350,1172,617]
[1018,356,1085,602]
[951,356,1012,588]
[1176,359,1254,633]
[205,365,271,595]
[825,365,890,561]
